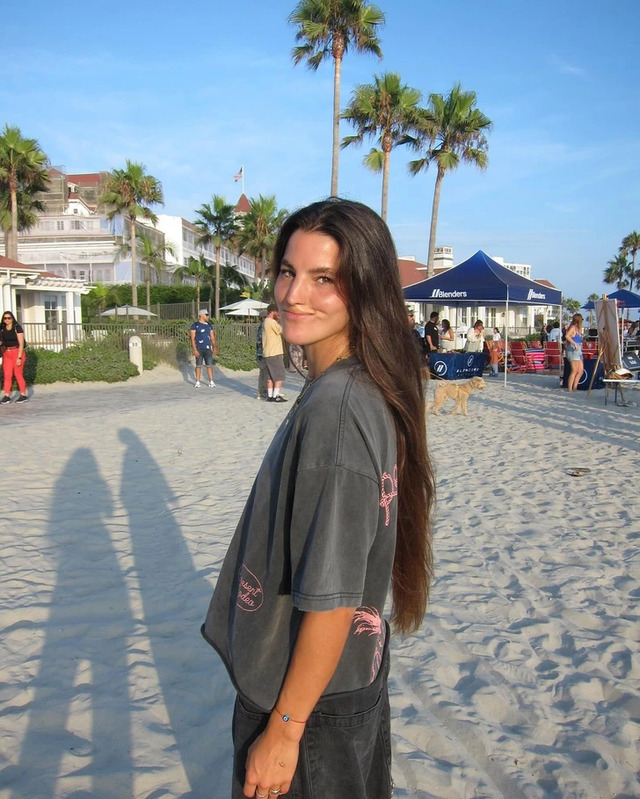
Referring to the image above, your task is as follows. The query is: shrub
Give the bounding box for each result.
[7,342,140,386]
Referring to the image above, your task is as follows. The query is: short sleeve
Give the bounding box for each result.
[289,464,381,612]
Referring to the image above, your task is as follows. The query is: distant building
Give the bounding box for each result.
[154,214,256,283]
[0,169,256,287]
[0,254,89,348]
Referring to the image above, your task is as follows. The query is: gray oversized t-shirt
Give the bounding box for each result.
[202,357,398,711]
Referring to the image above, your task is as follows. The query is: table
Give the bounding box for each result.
[430,352,487,380]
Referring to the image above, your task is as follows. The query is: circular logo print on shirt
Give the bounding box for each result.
[434,360,448,377]
[237,564,264,612]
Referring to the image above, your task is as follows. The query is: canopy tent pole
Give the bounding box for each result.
[504,288,509,386]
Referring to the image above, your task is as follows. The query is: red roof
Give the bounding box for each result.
[67,173,102,186]
[0,255,41,271]
[398,258,428,288]
[534,278,557,289]
[234,193,251,214]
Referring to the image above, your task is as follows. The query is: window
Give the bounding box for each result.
[56,220,64,231]
[44,297,59,331]
[71,220,83,230]
[487,308,497,327]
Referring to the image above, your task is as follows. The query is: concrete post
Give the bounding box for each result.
[128,335,143,374]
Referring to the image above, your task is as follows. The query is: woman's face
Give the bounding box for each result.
[275,229,350,355]
[2,314,13,327]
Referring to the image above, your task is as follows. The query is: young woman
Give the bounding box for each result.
[565,312,584,391]
[439,319,455,351]
[0,311,28,404]
[202,199,435,799]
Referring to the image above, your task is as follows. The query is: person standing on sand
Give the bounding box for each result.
[201,198,435,799]
[565,312,584,392]
[1,311,28,404]
[465,320,485,353]
[190,309,218,388]
[262,305,287,402]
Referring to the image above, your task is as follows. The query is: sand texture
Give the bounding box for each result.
[0,365,639,799]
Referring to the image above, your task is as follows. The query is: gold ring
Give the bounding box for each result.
[256,793,268,798]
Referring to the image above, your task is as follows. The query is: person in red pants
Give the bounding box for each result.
[1,311,28,403]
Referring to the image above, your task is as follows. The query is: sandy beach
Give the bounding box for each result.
[1,364,639,799]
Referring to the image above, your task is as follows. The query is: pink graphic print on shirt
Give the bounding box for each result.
[380,465,398,526]
[237,564,264,612]
[353,606,385,682]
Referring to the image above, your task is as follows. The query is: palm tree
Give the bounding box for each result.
[289,0,385,196]
[135,235,176,311]
[0,184,46,258]
[409,83,492,278]
[620,231,640,291]
[193,195,238,319]
[586,292,600,327]
[220,261,248,307]
[237,195,288,280]
[85,282,123,318]
[99,160,163,307]
[173,254,209,309]
[604,253,629,290]
[0,125,49,260]
[341,72,422,221]
[241,280,271,303]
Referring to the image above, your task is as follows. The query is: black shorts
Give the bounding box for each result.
[231,628,392,798]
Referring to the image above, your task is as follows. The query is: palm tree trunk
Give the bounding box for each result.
[9,177,18,261]
[4,228,13,258]
[331,55,342,197]
[215,246,221,320]
[130,217,138,307]
[427,166,445,279]
[146,266,151,312]
[381,150,390,222]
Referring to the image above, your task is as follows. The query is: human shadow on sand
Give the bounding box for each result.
[118,427,232,797]
[6,448,134,799]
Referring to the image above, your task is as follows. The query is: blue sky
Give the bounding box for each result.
[2,0,639,302]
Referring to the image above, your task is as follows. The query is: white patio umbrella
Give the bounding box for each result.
[101,305,157,317]
[225,307,261,317]
[219,299,268,312]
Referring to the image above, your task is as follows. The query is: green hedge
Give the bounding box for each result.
[1,341,140,386]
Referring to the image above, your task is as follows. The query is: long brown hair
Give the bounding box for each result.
[272,198,435,634]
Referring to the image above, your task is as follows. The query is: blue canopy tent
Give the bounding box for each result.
[404,250,563,384]
[582,289,640,311]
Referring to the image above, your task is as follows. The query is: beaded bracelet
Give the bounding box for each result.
[274,706,306,724]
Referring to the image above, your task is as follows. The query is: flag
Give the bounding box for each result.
[233,166,243,182]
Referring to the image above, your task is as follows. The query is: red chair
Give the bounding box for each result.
[544,342,561,370]
[509,341,529,371]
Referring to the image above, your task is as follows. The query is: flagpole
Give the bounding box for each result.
[241,165,245,196]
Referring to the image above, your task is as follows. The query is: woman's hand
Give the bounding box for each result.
[243,721,301,797]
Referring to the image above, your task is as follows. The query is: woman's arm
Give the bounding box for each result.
[242,606,356,797]
[17,331,25,360]
[565,325,576,346]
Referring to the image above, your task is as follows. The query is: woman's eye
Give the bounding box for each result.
[317,274,334,284]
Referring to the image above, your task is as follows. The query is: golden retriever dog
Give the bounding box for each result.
[429,376,485,417]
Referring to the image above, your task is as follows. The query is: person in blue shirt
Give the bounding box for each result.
[190,309,218,388]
